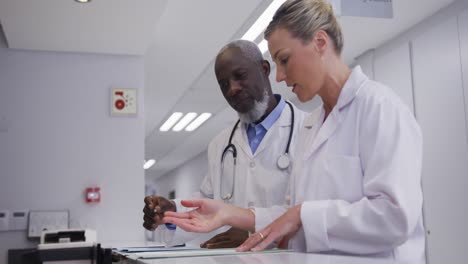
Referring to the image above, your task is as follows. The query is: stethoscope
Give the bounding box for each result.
[220,101,295,201]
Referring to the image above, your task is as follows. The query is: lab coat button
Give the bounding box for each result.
[250,161,255,168]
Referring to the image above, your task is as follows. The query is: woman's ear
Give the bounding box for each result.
[313,30,328,55]
[261,60,271,76]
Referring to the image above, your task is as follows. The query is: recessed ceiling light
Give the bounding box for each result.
[257,39,268,55]
[75,0,91,3]
[185,113,212,132]
[172,113,197,132]
[241,0,285,41]
[160,112,183,132]
[143,159,156,170]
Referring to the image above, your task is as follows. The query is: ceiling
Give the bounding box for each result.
[0,0,457,179]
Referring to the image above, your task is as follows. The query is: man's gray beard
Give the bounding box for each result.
[238,93,270,124]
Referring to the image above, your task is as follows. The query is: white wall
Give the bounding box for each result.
[0,27,146,263]
[151,151,208,199]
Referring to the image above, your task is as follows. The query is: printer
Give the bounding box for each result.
[38,229,97,249]
[9,229,112,264]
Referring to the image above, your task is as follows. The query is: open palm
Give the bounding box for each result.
[163,199,229,233]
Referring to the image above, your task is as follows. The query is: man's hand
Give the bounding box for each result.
[142,195,176,231]
[201,227,249,249]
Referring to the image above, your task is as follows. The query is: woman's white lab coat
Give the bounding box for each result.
[162,98,307,246]
[255,67,425,263]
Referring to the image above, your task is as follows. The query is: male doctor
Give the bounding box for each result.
[143,39,306,248]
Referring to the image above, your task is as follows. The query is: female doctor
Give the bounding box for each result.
[163,0,425,263]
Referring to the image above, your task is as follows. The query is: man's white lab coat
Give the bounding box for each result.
[255,67,425,263]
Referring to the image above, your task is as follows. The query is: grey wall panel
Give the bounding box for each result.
[353,49,374,79]
[459,9,468,143]
[412,17,468,264]
[374,42,415,113]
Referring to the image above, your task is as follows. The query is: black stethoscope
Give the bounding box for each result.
[220,101,295,201]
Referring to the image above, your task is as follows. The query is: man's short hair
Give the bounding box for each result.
[215,39,264,65]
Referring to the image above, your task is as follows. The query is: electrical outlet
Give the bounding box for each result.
[9,210,28,231]
[0,210,10,231]
[0,116,8,133]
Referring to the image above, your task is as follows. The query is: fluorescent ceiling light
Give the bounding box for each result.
[241,0,286,41]
[75,0,91,3]
[258,39,268,55]
[172,112,198,132]
[160,112,183,132]
[185,113,212,132]
[143,159,156,170]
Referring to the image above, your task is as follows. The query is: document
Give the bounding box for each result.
[113,244,194,253]
[122,248,291,260]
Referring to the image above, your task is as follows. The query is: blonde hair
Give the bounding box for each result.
[264,0,343,54]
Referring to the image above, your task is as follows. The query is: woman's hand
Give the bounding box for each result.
[237,204,303,252]
[163,199,230,233]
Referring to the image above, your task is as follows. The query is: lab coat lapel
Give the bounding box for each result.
[306,108,341,157]
[304,66,367,158]
[252,103,291,157]
[233,123,254,157]
[299,109,321,160]
[251,129,269,157]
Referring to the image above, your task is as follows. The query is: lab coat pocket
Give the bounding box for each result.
[324,155,363,201]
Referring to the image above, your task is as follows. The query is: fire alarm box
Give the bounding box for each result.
[111,88,137,116]
[85,187,100,203]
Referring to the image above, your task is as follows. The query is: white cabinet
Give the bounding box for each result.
[412,17,468,264]
[459,9,468,142]
[374,43,415,113]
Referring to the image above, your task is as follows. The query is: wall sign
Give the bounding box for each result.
[111,88,137,116]
[331,0,393,18]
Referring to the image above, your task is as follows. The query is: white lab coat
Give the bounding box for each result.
[161,99,307,246]
[255,67,425,263]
